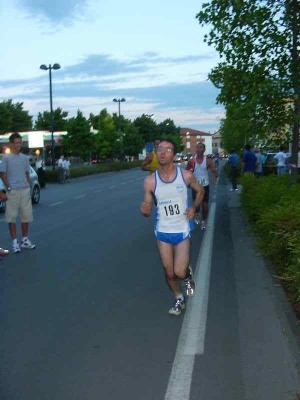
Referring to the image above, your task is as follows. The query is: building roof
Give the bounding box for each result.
[180,128,212,137]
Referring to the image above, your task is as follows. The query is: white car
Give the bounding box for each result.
[0,166,40,212]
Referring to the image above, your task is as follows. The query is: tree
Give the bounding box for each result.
[133,114,157,144]
[93,109,119,159]
[0,100,32,133]
[62,110,94,159]
[34,108,69,131]
[157,119,183,153]
[197,0,300,182]
[122,119,145,157]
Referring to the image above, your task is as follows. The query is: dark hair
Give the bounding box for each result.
[279,145,284,151]
[159,138,176,153]
[230,148,235,153]
[9,133,22,143]
[245,144,251,150]
[197,142,206,150]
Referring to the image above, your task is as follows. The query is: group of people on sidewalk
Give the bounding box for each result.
[141,139,218,315]
[227,144,300,191]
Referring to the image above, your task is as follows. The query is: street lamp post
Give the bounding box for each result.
[145,114,154,145]
[40,63,61,170]
[113,98,126,160]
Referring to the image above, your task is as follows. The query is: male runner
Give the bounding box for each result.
[141,139,161,174]
[141,139,204,316]
[186,142,218,229]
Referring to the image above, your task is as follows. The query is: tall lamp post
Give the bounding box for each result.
[40,63,61,170]
[113,98,126,160]
[145,114,154,146]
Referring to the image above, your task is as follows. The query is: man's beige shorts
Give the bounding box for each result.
[5,188,33,223]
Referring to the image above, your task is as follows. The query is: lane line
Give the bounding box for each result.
[121,182,126,185]
[49,202,64,207]
[74,195,86,199]
[94,189,103,193]
[109,185,116,189]
[165,202,216,400]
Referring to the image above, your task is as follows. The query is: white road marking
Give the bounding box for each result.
[74,195,86,199]
[49,202,64,207]
[121,182,126,185]
[0,218,4,222]
[109,185,116,189]
[165,202,216,400]
[94,189,103,193]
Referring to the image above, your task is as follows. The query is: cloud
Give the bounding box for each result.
[18,0,88,23]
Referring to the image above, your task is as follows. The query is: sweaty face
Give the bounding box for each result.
[196,144,205,155]
[156,142,174,165]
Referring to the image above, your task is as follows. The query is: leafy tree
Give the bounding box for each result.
[0,100,32,133]
[93,109,119,159]
[197,0,300,182]
[133,114,157,144]
[122,119,145,157]
[34,108,69,131]
[157,119,183,152]
[62,110,94,160]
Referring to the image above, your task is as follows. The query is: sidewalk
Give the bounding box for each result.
[228,184,300,399]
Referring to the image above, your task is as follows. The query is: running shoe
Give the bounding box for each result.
[169,298,185,316]
[183,266,196,297]
[0,248,9,256]
[12,241,21,253]
[194,213,201,225]
[21,238,36,250]
[201,220,207,230]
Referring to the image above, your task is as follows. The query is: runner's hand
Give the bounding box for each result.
[186,206,196,219]
[141,201,152,217]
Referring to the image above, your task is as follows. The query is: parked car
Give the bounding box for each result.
[184,152,194,161]
[174,154,183,163]
[0,166,40,212]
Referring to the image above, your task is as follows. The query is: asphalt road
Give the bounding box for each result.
[0,164,300,400]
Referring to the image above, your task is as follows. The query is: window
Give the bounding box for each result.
[186,142,190,149]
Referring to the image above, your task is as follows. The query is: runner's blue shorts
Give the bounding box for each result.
[155,231,190,246]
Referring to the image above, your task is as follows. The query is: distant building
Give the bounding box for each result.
[180,128,213,155]
[212,130,224,155]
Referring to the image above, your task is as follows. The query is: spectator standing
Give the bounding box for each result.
[274,146,287,176]
[254,148,263,178]
[242,144,256,174]
[63,157,71,182]
[36,157,46,188]
[0,133,35,253]
[228,149,239,191]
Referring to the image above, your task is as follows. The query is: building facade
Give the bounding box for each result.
[180,128,213,155]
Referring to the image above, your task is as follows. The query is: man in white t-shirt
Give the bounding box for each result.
[63,158,71,182]
[58,155,64,168]
[274,146,287,176]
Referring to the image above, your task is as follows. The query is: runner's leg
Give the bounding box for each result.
[157,240,181,296]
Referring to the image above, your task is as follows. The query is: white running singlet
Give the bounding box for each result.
[193,156,209,187]
[154,167,191,234]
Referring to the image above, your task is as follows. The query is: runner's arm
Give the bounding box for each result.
[140,177,155,217]
[141,153,155,172]
[183,170,204,219]
[208,158,218,182]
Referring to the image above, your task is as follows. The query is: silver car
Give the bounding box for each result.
[0,166,40,212]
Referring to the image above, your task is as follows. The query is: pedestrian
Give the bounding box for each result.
[228,149,239,191]
[0,191,9,258]
[0,133,35,253]
[58,155,64,168]
[63,157,71,182]
[141,139,161,174]
[274,146,287,176]
[254,148,263,178]
[186,142,218,229]
[242,144,257,174]
[36,157,46,188]
[140,139,204,316]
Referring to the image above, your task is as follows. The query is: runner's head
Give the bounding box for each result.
[157,139,176,166]
[196,142,205,156]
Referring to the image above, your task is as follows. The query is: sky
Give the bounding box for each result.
[0,0,224,133]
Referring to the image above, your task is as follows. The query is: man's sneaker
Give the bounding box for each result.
[169,298,185,316]
[0,247,9,256]
[194,213,201,225]
[12,241,21,253]
[21,238,36,250]
[201,220,207,230]
[184,266,196,297]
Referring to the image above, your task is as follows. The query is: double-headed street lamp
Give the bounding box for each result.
[145,114,154,144]
[40,63,61,170]
[113,98,126,132]
[113,98,126,160]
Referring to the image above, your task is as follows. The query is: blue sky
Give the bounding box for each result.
[0,0,224,132]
